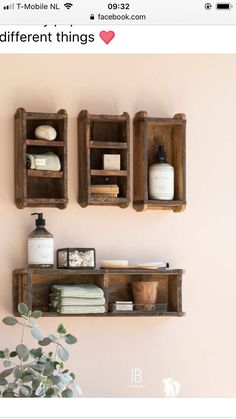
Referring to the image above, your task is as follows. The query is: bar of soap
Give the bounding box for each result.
[35,125,57,141]
[103,154,121,171]
[101,260,128,268]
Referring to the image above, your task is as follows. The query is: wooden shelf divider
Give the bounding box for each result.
[26,139,64,147]
[90,169,127,177]
[90,141,127,149]
[27,170,63,179]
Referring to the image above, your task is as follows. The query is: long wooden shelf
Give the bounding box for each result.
[91,170,127,177]
[13,268,184,318]
[26,139,64,147]
[90,141,127,149]
[37,311,185,317]
[27,170,63,178]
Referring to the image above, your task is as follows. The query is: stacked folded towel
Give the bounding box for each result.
[26,152,61,171]
[50,284,105,314]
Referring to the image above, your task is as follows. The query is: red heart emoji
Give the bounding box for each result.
[99,31,115,45]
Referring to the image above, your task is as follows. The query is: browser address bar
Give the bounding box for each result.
[0,0,236,25]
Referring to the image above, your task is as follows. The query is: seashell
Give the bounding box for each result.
[35,125,57,141]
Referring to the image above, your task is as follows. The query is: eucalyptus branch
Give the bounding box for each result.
[0,303,78,398]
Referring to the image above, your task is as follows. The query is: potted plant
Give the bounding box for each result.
[0,303,78,397]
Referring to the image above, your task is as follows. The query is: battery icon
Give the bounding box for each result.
[216,3,233,9]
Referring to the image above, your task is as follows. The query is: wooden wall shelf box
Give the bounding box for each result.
[14,108,68,209]
[133,111,186,212]
[78,110,130,208]
[13,268,184,317]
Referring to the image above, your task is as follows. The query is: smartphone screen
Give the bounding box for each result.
[0,1,236,419]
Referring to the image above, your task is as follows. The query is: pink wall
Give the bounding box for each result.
[0,54,235,397]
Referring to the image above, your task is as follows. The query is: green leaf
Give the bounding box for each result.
[13,366,22,380]
[32,310,42,319]
[10,351,17,358]
[35,383,45,397]
[58,346,69,362]
[48,334,58,342]
[51,375,61,385]
[57,324,67,334]
[3,360,11,368]
[43,362,54,376]
[16,344,29,360]
[22,372,33,383]
[0,368,13,379]
[0,378,8,386]
[45,388,55,397]
[0,351,5,358]
[64,334,77,345]
[2,316,17,326]
[18,303,28,315]
[30,348,42,358]
[70,372,75,381]
[23,353,30,362]
[53,361,61,370]
[38,337,52,346]
[8,382,17,390]
[2,389,14,397]
[30,363,45,373]
[19,385,30,397]
[32,379,41,390]
[31,327,44,341]
[62,388,73,397]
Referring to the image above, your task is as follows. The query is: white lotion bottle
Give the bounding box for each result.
[149,145,174,200]
[28,213,54,269]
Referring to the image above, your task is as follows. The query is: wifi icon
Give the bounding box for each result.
[64,2,73,9]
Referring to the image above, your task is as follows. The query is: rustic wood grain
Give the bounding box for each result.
[13,268,184,317]
[14,108,68,209]
[78,111,130,208]
[133,111,186,212]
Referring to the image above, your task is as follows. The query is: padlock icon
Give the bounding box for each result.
[90,14,95,20]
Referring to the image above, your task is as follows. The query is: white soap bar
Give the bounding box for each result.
[103,154,121,171]
[35,125,57,141]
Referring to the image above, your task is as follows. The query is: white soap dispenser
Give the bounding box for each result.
[149,145,174,200]
[28,213,54,269]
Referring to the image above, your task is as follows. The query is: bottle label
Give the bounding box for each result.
[149,167,174,199]
[28,238,54,265]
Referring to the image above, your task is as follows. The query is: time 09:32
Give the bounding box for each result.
[108,3,130,10]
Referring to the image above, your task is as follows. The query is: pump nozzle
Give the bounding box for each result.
[156,145,167,163]
[31,213,45,227]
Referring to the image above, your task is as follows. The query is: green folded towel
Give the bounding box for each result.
[50,296,105,309]
[51,284,104,298]
[56,305,106,314]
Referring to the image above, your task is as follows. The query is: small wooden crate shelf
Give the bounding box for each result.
[14,108,68,209]
[13,268,184,317]
[133,111,186,212]
[78,110,130,208]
